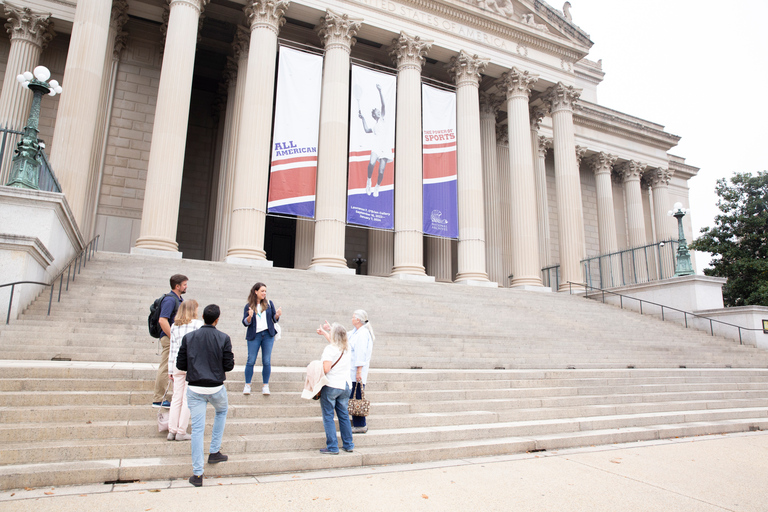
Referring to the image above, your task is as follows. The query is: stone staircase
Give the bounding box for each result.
[1,251,767,490]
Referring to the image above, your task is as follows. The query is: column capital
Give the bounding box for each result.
[498,67,538,99]
[529,105,547,131]
[223,55,238,87]
[447,50,489,88]
[111,0,130,60]
[4,3,55,50]
[617,160,647,182]
[244,0,289,34]
[496,124,509,147]
[389,31,432,72]
[575,145,587,167]
[649,167,674,188]
[537,135,552,157]
[232,24,250,60]
[544,82,581,113]
[479,91,502,118]
[589,152,617,176]
[317,9,363,53]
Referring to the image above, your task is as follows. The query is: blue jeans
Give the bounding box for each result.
[350,382,366,428]
[245,330,274,384]
[320,383,354,452]
[187,387,228,476]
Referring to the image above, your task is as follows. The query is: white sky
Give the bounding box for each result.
[567,0,768,271]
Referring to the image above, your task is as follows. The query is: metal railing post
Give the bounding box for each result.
[6,283,14,324]
[48,282,54,315]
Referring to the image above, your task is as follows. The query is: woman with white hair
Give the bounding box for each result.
[315,321,354,454]
[349,310,374,433]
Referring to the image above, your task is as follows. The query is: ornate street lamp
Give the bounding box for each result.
[6,65,62,190]
[668,202,695,276]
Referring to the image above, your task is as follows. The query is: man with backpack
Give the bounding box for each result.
[152,274,188,408]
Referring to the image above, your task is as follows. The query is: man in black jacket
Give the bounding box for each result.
[176,304,235,487]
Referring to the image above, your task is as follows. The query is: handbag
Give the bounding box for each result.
[347,381,370,417]
[274,322,281,341]
[313,350,344,400]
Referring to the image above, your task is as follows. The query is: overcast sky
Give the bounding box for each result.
[567,0,768,270]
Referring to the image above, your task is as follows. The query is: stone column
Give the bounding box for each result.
[294,218,315,269]
[499,68,541,288]
[212,26,249,260]
[496,125,513,287]
[388,32,432,279]
[309,10,362,272]
[479,91,503,285]
[448,50,490,284]
[85,0,129,240]
[589,152,620,286]
[225,0,288,264]
[617,160,648,281]
[545,82,585,291]
[534,134,552,268]
[368,229,394,276]
[425,237,452,282]
[650,168,676,241]
[48,0,112,231]
[0,4,55,185]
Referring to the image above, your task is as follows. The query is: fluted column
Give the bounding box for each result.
[545,82,585,291]
[224,0,287,263]
[448,50,490,284]
[309,10,362,271]
[479,92,503,285]
[368,229,394,276]
[650,168,675,241]
[212,26,249,260]
[618,160,648,281]
[534,134,552,268]
[499,68,541,287]
[589,152,620,286]
[496,125,513,287]
[389,32,432,278]
[295,218,315,269]
[48,0,112,231]
[0,4,55,185]
[426,237,452,282]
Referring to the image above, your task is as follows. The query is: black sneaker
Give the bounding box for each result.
[319,448,339,455]
[208,451,228,464]
[341,447,354,453]
[189,474,203,487]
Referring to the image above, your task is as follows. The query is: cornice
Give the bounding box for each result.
[574,101,681,151]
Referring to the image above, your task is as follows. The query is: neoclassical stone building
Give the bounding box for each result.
[0,0,698,290]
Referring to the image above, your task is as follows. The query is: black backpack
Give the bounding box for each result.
[148,293,180,339]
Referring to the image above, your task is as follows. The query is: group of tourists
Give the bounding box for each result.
[150,274,375,487]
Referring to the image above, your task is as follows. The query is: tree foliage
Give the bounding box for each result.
[690,171,768,307]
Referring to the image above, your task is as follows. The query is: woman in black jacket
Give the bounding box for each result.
[242,282,281,395]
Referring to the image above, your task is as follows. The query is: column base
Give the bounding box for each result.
[389,273,435,283]
[130,247,183,259]
[510,284,551,292]
[455,279,498,288]
[307,265,355,275]
[225,256,273,268]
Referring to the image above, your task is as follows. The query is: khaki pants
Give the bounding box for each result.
[153,335,173,403]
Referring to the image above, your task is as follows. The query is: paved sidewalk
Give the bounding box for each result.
[2,432,766,511]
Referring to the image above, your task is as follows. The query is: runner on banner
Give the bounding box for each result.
[422,84,458,238]
[267,46,323,218]
[347,65,397,230]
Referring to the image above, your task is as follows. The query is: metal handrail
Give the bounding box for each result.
[566,281,762,345]
[1,235,100,324]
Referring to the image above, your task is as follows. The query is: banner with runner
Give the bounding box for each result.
[347,65,397,229]
[267,46,323,217]
[422,84,458,238]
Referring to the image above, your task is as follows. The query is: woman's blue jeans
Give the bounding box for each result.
[320,383,354,452]
[245,330,274,384]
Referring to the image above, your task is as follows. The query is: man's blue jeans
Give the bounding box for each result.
[187,386,228,476]
[245,330,275,384]
[320,383,354,452]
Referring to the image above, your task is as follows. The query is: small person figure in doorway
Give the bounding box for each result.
[358,84,393,198]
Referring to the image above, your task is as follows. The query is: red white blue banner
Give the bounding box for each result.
[422,84,458,238]
[267,47,323,217]
[346,65,397,229]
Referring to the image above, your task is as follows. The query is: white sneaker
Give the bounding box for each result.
[365,178,372,196]
[373,184,379,197]
[262,384,270,395]
[243,384,251,395]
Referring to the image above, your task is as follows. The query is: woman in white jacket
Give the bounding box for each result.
[348,310,374,434]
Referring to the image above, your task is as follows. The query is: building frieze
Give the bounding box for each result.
[574,101,681,151]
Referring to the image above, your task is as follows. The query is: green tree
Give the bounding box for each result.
[690,171,768,307]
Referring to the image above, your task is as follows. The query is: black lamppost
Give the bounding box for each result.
[353,253,366,275]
